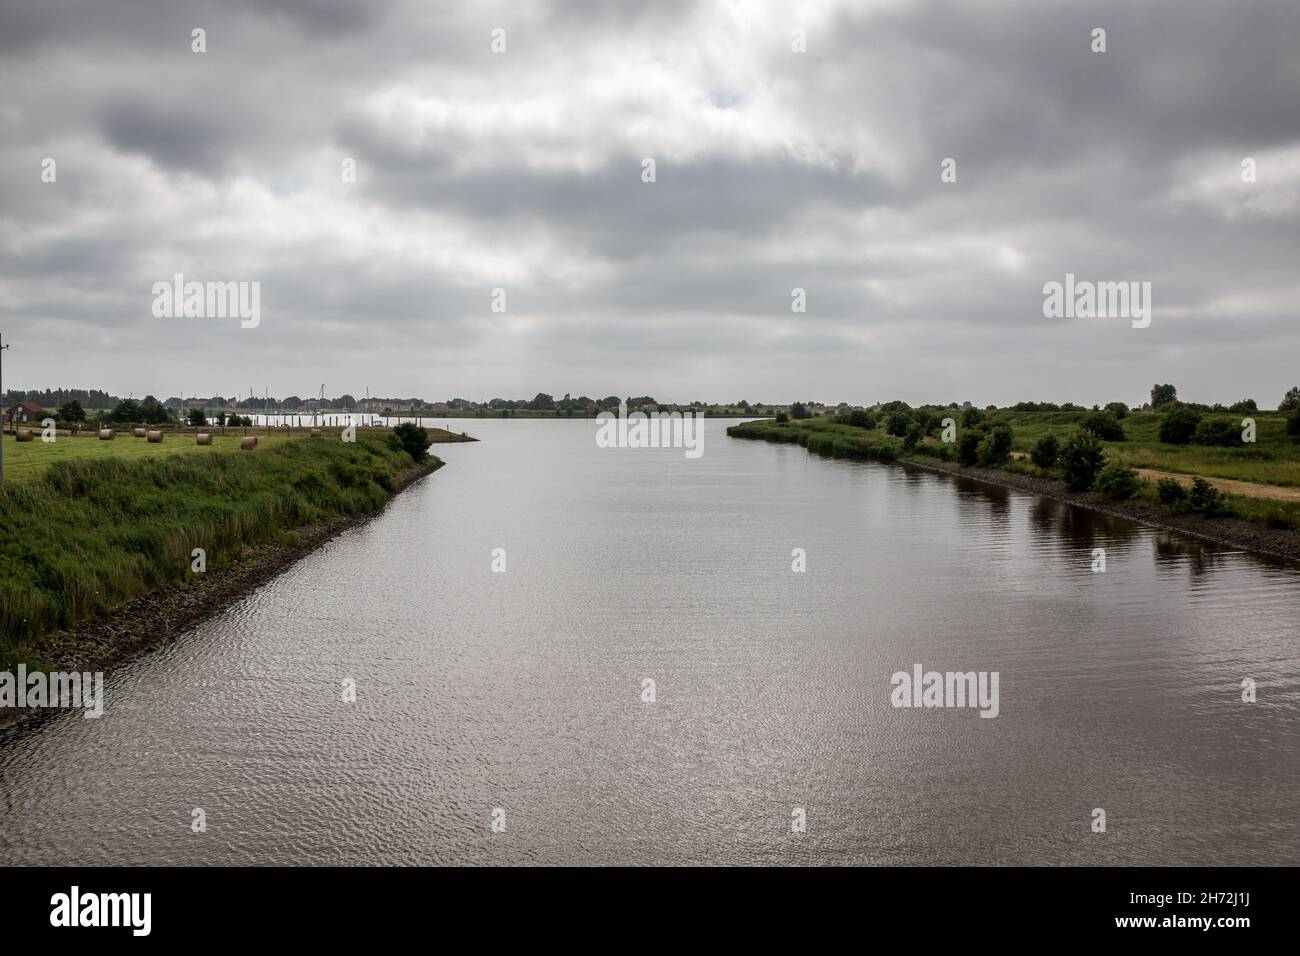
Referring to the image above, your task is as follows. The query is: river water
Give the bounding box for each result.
[1,418,1297,865]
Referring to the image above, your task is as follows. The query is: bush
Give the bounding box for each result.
[1059,431,1106,491]
[1187,477,1228,517]
[885,411,911,437]
[1158,405,1202,445]
[790,402,811,420]
[1093,461,1142,501]
[774,411,789,423]
[389,422,430,463]
[959,407,984,429]
[902,421,924,451]
[1030,434,1060,469]
[976,424,1013,466]
[956,430,982,467]
[1287,408,1300,443]
[848,409,875,429]
[1191,417,1241,447]
[187,407,208,427]
[1104,402,1129,419]
[1080,411,1126,442]
[1156,477,1188,509]
[1229,399,1257,414]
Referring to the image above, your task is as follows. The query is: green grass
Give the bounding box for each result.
[728,411,1300,531]
[0,432,436,661]
[0,430,292,482]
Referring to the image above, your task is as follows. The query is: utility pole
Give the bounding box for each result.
[0,332,8,482]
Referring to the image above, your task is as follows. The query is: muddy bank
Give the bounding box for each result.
[898,456,1300,564]
[1,458,442,729]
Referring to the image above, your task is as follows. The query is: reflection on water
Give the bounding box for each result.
[1,419,1297,865]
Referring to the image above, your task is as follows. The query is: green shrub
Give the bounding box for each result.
[389,422,431,463]
[1191,417,1241,447]
[1104,402,1129,419]
[1287,408,1300,443]
[1156,477,1188,509]
[1030,434,1060,469]
[957,430,983,466]
[1059,431,1105,491]
[775,411,789,423]
[902,421,924,451]
[848,409,875,429]
[1080,411,1125,442]
[885,411,911,437]
[1187,477,1228,517]
[1094,461,1142,501]
[976,424,1013,466]
[1158,405,1202,445]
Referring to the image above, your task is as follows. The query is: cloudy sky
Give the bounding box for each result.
[2,0,1297,407]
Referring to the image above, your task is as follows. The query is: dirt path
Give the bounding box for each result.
[1131,468,1300,502]
[1008,452,1299,502]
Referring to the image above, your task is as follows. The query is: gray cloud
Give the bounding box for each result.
[0,0,1297,406]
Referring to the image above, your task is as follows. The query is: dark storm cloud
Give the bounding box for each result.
[0,0,1296,405]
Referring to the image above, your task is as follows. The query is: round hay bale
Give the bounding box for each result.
[240,436,258,450]
[132,427,147,438]
[195,432,212,445]
[15,428,34,442]
[147,430,164,443]
[309,428,322,438]
[98,429,115,440]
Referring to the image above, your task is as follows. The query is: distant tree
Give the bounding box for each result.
[1191,417,1241,447]
[848,409,875,429]
[976,424,1014,466]
[1279,387,1300,412]
[1080,411,1126,442]
[217,410,228,427]
[389,422,430,463]
[333,394,357,409]
[187,407,208,427]
[282,395,301,408]
[790,401,810,420]
[110,398,141,422]
[775,411,790,423]
[1150,384,1178,409]
[57,399,86,423]
[1158,404,1201,445]
[1059,431,1105,491]
[1228,399,1257,414]
[959,407,984,428]
[956,430,983,467]
[885,410,911,436]
[1287,407,1300,443]
[903,421,924,451]
[1030,434,1060,469]
[529,393,555,411]
[1104,402,1129,419]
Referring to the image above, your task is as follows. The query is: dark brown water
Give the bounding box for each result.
[1,419,1297,865]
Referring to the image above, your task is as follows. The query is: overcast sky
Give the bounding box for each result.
[2,0,1297,407]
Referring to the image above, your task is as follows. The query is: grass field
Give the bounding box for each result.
[0,431,439,661]
[0,431,292,482]
[0,426,472,482]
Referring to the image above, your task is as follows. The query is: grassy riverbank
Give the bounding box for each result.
[0,431,444,666]
[728,410,1300,549]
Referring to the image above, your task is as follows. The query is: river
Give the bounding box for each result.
[1,418,1297,865]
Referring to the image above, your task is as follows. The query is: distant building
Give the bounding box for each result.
[3,401,44,425]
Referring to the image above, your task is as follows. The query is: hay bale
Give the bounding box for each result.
[309,428,322,438]
[98,429,115,440]
[15,428,34,442]
[195,432,212,445]
[147,430,164,443]
[240,436,258,450]
[132,427,147,438]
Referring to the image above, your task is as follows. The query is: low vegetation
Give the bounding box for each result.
[0,432,437,659]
